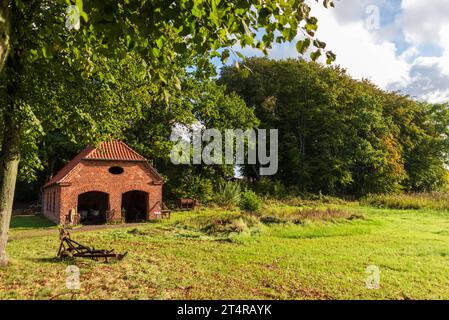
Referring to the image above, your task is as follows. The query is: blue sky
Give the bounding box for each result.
[217,0,449,104]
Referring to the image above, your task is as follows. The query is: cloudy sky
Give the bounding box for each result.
[223,0,449,104]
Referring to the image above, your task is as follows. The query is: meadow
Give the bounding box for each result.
[1,198,449,300]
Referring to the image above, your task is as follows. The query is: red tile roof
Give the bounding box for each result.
[43,141,159,188]
[85,140,147,161]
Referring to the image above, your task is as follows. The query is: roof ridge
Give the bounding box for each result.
[116,140,147,161]
[42,140,159,189]
[84,140,147,161]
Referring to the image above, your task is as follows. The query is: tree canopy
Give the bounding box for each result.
[0,0,335,266]
[220,58,449,195]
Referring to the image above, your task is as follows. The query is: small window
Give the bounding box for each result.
[109,166,124,175]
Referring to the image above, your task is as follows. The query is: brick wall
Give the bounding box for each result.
[42,184,61,224]
[44,160,162,225]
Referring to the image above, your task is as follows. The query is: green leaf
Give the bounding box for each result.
[306,17,318,31]
[210,0,219,26]
[80,11,88,23]
[75,0,83,12]
[221,49,230,63]
[326,51,337,64]
[313,39,326,49]
[310,49,322,62]
[173,42,187,53]
[156,37,164,49]
[296,38,311,54]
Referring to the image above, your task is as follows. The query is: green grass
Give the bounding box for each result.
[2,204,449,299]
[10,215,56,230]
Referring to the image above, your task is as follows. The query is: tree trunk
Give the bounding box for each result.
[0,1,16,267]
[0,1,10,73]
[0,115,20,267]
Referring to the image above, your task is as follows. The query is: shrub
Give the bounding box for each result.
[239,190,262,213]
[252,178,286,198]
[176,174,214,203]
[215,181,241,208]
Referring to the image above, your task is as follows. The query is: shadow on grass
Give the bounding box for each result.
[27,257,75,265]
[10,215,55,229]
[28,256,126,265]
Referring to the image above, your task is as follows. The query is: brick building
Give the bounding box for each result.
[42,141,163,225]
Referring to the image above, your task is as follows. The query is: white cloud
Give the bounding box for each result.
[399,46,419,62]
[227,0,449,103]
[392,0,449,103]
[310,0,449,103]
[310,1,410,88]
[396,57,449,102]
[401,0,449,46]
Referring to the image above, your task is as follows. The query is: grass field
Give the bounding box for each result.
[1,201,449,300]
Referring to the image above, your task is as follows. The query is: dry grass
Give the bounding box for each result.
[171,206,360,243]
[174,212,263,241]
[259,207,362,225]
[362,192,449,211]
[262,196,349,210]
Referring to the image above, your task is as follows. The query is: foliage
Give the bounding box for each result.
[362,192,449,211]
[239,189,261,212]
[12,77,259,201]
[251,178,286,198]
[215,180,241,207]
[175,172,214,203]
[1,0,337,111]
[123,79,259,201]
[1,0,336,181]
[126,79,259,162]
[396,101,449,192]
[7,53,160,182]
[220,58,449,195]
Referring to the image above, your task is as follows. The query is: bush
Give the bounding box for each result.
[239,190,262,213]
[215,180,241,207]
[252,178,286,198]
[176,174,214,203]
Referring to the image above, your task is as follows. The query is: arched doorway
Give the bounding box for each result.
[77,191,109,225]
[121,190,148,223]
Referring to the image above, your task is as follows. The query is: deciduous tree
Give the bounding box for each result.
[220,58,449,195]
[0,0,334,266]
